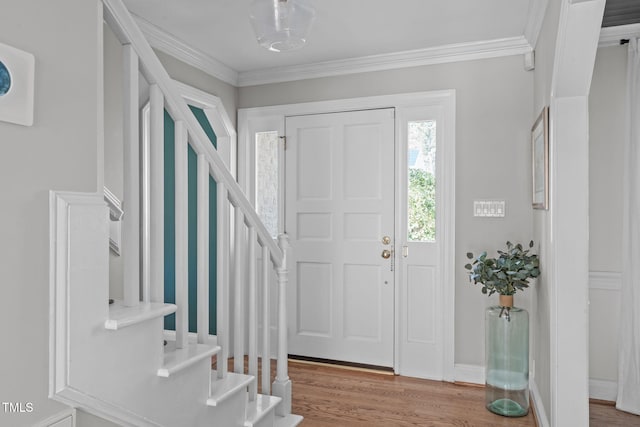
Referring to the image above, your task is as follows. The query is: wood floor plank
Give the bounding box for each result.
[286,361,640,426]
[589,400,640,427]
[220,357,640,426]
[287,361,535,426]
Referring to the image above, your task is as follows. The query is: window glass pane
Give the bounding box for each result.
[407,121,436,242]
[256,131,279,238]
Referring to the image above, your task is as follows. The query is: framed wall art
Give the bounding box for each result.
[531,106,549,210]
[0,41,35,127]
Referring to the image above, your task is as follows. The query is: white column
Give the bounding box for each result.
[174,120,189,349]
[197,154,210,345]
[261,245,271,395]
[122,44,140,307]
[217,182,229,378]
[149,85,164,304]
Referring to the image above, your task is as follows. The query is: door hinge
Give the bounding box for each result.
[279,135,287,150]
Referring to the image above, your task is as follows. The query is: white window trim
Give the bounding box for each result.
[238,90,456,380]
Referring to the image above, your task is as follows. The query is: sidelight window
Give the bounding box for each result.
[255,131,279,238]
[407,120,436,242]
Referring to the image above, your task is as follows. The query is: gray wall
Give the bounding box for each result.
[104,23,124,302]
[156,50,238,129]
[589,45,627,383]
[239,54,535,367]
[0,0,102,425]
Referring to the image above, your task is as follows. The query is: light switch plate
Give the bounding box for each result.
[473,200,505,217]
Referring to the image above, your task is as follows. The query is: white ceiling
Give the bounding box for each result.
[123,0,537,80]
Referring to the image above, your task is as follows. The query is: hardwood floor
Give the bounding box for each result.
[284,360,640,427]
[288,360,535,426]
[589,400,640,427]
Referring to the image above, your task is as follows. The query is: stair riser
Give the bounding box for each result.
[248,411,275,427]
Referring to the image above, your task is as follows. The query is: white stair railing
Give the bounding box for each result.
[104,0,292,416]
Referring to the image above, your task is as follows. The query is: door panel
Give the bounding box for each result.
[286,108,395,367]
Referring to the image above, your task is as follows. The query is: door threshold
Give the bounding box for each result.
[288,355,395,376]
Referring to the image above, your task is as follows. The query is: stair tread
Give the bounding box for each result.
[244,394,282,427]
[274,414,304,427]
[207,371,254,407]
[104,300,176,330]
[157,339,220,378]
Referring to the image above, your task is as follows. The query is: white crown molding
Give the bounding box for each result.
[130,12,533,89]
[524,0,549,49]
[131,12,533,88]
[132,14,239,87]
[599,24,640,48]
[237,36,533,87]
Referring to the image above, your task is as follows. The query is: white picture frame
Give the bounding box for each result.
[532,106,549,210]
[0,41,35,126]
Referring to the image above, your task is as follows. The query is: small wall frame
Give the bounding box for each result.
[0,41,35,127]
[531,106,549,210]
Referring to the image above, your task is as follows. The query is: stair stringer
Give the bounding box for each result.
[49,191,246,427]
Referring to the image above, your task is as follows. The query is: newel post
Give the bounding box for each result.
[273,233,291,416]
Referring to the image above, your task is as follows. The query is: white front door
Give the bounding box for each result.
[285,108,395,367]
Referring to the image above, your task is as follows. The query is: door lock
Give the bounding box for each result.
[381,249,391,259]
[382,236,391,245]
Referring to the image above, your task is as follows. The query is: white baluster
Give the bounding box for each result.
[122,44,140,307]
[197,154,209,345]
[234,209,245,374]
[149,85,164,304]
[174,120,188,349]
[248,228,258,401]
[261,245,271,395]
[141,103,151,303]
[217,183,229,378]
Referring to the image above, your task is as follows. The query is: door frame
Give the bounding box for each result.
[238,90,456,380]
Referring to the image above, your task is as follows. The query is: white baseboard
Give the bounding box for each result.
[530,379,550,427]
[453,365,615,421]
[454,364,484,385]
[589,271,622,291]
[590,378,618,401]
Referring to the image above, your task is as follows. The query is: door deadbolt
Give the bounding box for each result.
[381,249,391,259]
[382,236,391,245]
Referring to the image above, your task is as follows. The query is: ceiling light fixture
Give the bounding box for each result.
[250,0,316,52]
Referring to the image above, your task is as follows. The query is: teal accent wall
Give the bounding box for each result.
[164,106,218,335]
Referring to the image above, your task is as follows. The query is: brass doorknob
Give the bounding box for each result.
[381,249,391,259]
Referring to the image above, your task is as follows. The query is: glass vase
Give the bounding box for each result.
[485,295,529,417]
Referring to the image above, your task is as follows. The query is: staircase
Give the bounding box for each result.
[48,1,302,426]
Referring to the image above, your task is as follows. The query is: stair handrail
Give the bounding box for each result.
[103,0,284,267]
